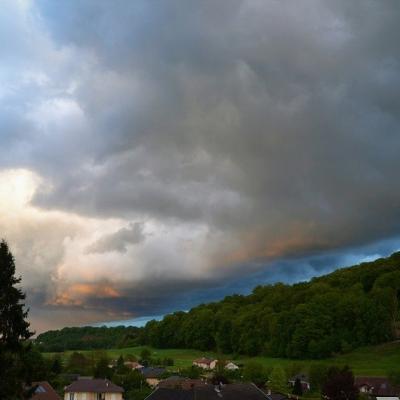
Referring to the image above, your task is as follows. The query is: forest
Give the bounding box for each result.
[37,326,142,352]
[37,251,400,359]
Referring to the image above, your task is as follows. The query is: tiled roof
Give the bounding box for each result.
[141,367,167,378]
[147,383,271,400]
[65,378,124,393]
[158,376,206,389]
[29,381,61,400]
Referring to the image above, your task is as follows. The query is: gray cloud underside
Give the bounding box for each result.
[1,0,400,329]
[33,0,400,247]
[86,222,146,254]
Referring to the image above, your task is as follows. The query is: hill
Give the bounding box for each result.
[43,341,400,377]
[37,251,400,359]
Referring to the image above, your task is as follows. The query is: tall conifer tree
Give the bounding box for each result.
[0,240,33,399]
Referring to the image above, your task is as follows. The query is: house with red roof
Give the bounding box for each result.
[355,377,400,398]
[192,357,218,370]
[28,381,61,400]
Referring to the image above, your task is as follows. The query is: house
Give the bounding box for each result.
[288,374,310,392]
[124,361,144,370]
[225,362,239,371]
[158,376,206,390]
[64,378,124,400]
[376,398,399,400]
[146,383,273,400]
[192,357,218,370]
[355,377,400,398]
[141,367,167,387]
[28,381,61,400]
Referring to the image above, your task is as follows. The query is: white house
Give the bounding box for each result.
[192,357,218,369]
[64,378,124,400]
[225,362,239,371]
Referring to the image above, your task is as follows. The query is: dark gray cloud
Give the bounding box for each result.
[33,0,400,248]
[1,0,400,331]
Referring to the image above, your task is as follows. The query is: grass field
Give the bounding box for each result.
[43,341,400,377]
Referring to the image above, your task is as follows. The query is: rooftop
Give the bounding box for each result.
[141,367,167,378]
[29,381,61,400]
[355,377,400,397]
[65,378,124,393]
[146,383,272,400]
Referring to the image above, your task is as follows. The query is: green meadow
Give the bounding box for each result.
[43,340,400,377]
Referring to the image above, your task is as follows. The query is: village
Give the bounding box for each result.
[28,354,400,400]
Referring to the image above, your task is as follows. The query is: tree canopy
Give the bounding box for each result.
[38,251,400,359]
[0,240,34,399]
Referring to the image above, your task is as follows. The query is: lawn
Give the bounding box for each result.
[43,341,400,377]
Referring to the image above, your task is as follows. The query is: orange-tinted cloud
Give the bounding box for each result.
[51,283,120,307]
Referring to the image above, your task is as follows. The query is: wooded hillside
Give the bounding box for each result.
[38,252,400,358]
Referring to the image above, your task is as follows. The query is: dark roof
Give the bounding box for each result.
[289,374,309,382]
[158,377,206,389]
[29,382,61,400]
[146,383,269,400]
[147,387,195,400]
[355,377,400,397]
[142,367,167,378]
[65,379,124,393]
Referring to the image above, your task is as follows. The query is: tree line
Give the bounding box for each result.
[37,325,142,352]
[38,251,400,359]
[139,252,400,358]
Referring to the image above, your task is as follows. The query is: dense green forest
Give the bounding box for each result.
[38,252,400,358]
[37,326,142,352]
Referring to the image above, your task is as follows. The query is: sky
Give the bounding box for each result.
[1,0,400,333]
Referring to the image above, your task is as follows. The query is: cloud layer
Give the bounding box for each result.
[1,0,400,332]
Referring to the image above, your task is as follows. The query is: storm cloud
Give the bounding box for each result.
[86,222,146,254]
[1,0,400,332]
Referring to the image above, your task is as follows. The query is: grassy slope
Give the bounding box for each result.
[43,341,400,377]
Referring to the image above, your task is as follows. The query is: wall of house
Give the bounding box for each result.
[146,378,160,387]
[193,362,213,369]
[64,392,123,400]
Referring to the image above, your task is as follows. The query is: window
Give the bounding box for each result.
[69,394,75,400]
[96,394,105,400]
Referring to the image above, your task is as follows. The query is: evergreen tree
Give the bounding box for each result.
[50,355,63,375]
[293,378,303,396]
[93,356,113,379]
[0,240,33,399]
[116,355,129,374]
[140,347,151,361]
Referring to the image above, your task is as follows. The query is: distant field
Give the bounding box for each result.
[43,341,400,377]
